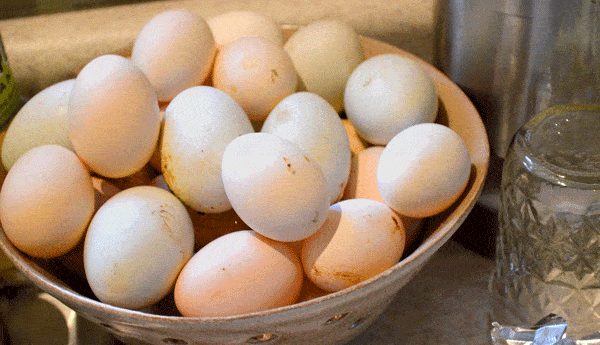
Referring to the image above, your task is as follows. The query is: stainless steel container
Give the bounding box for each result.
[434,0,600,158]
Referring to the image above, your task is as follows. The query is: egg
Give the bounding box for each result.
[343,146,386,203]
[377,123,472,218]
[131,10,216,102]
[301,198,406,292]
[342,119,369,156]
[83,186,194,310]
[284,20,364,112]
[1,79,75,171]
[161,86,254,214]
[174,230,303,317]
[344,54,439,145]
[261,92,351,204]
[207,11,284,49]
[68,54,161,178]
[213,36,298,122]
[342,146,422,247]
[221,132,329,242]
[0,145,95,258]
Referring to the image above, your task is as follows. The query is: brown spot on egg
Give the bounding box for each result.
[270,69,279,83]
[283,157,296,174]
[313,265,364,287]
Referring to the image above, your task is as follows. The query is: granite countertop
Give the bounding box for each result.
[0,1,499,344]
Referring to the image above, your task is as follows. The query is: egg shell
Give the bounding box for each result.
[83,186,194,310]
[342,119,369,156]
[284,20,364,112]
[221,132,329,242]
[1,79,75,171]
[342,146,422,247]
[213,36,298,122]
[150,174,248,250]
[261,92,351,204]
[131,10,216,102]
[377,123,472,218]
[301,198,406,292]
[207,11,284,49]
[68,54,161,179]
[344,54,439,145]
[174,230,303,317]
[0,145,95,259]
[161,86,254,214]
[343,146,386,203]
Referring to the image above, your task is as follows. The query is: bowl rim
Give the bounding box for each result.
[0,30,490,325]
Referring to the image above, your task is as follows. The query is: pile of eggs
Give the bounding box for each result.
[0,9,472,317]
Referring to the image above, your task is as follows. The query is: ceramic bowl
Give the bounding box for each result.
[0,28,489,345]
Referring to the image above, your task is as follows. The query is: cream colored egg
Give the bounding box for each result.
[161,86,254,214]
[83,186,194,310]
[131,10,216,102]
[213,36,298,122]
[0,145,95,258]
[342,119,369,156]
[344,54,439,145]
[174,230,303,317]
[342,146,422,247]
[377,123,472,218]
[284,20,364,112]
[262,92,351,204]
[221,133,329,242]
[68,54,161,179]
[343,146,386,203]
[2,79,75,171]
[301,198,406,292]
[207,11,284,49]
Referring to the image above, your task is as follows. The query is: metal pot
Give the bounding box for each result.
[434,0,600,158]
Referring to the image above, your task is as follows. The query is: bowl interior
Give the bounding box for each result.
[0,27,490,342]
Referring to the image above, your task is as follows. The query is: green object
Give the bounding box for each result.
[0,34,20,131]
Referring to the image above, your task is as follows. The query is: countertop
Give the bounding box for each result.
[0,1,500,344]
[0,0,436,99]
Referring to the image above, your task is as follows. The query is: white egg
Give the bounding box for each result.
[301,198,406,292]
[83,186,194,310]
[68,54,161,178]
[161,86,254,214]
[221,132,329,242]
[344,54,439,145]
[377,123,471,218]
[2,79,75,171]
[207,11,284,49]
[284,20,364,112]
[261,92,351,204]
[174,230,303,317]
[131,10,216,102]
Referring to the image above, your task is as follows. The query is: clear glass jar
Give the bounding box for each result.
[489,104,600,340]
